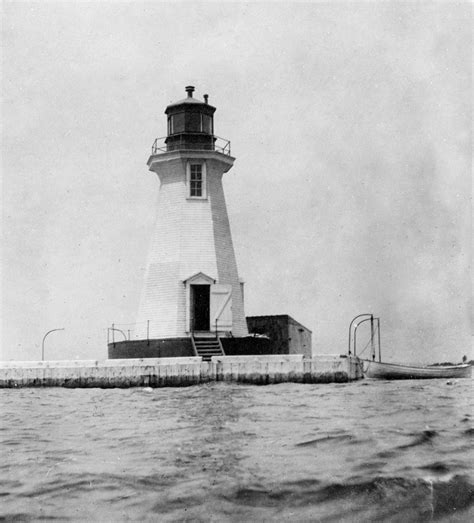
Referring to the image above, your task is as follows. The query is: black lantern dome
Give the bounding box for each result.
[165,86,216,152]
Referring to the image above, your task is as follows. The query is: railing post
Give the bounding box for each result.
[353,316,374,358]
[370,315,375,360]
[41,328,65,361]
[348,314,373,355]
[377,318,382,362]
[110,327,127,343]
[151,136,231,156]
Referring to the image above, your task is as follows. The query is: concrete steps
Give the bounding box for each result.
[193,337,224,361]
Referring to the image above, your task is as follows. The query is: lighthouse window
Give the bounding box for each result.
[187,163,206,198]
[170,113,185,134]
[188,112,201,132]
[190,164,202,197]
[202,114,212,134]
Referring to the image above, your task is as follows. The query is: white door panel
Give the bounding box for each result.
[210,284,232,330]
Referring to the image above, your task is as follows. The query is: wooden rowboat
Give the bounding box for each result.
[363,360,472,380]
[349,314,471,379]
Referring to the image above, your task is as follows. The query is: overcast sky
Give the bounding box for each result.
[2,1,471,363]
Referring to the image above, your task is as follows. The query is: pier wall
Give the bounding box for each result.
[0,355,363,388]
[108,336,293,359]
[108,338,194,359]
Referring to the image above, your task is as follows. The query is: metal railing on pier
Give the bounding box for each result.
[107,321,150,346]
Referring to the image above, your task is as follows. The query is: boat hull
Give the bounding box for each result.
[364,361,472,380]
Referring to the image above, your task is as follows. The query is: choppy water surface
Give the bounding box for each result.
[1,379,472,522]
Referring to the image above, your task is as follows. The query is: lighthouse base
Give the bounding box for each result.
[108,338,194,359]
[107,336,280,359]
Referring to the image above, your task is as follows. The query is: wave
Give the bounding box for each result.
[397,429,438,449]
[0,514,64,522]
[2,380,472,522]
[420,462,452,473]
[295,434,354,447]
[225,474,473,521]
[5,474,472,522]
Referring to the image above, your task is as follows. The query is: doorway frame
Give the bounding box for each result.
[183,272,216,334]
[190,284,211,332]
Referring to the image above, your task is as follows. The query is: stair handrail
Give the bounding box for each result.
[216,336,225,356]
[190,335,199,357]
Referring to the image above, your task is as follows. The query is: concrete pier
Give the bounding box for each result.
[0,355,363,388]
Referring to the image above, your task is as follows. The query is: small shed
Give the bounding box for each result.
[246,315,312,357]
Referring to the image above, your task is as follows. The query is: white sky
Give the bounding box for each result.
[1,1,471,363]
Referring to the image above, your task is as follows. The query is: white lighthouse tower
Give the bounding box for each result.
[135,86,248,348]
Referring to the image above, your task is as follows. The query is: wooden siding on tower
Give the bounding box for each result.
[136,154,247,339]
[209,162,247,336]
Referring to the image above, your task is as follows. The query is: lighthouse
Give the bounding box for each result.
[134,86,248,351]
[108,86,313,360]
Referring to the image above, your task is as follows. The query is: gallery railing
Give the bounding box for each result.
[151,136,231,156]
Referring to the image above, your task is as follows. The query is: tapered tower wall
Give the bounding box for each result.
[208,162,247,336]
[135,152,248,338]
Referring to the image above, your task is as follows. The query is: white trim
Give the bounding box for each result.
[184,272,215,333]
[183,272,216,285]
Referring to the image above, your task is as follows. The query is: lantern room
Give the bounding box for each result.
[165,86,216,152]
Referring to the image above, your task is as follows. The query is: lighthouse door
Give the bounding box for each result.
[191,285,210,332]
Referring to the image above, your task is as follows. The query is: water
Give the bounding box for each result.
[1,379,472,522]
